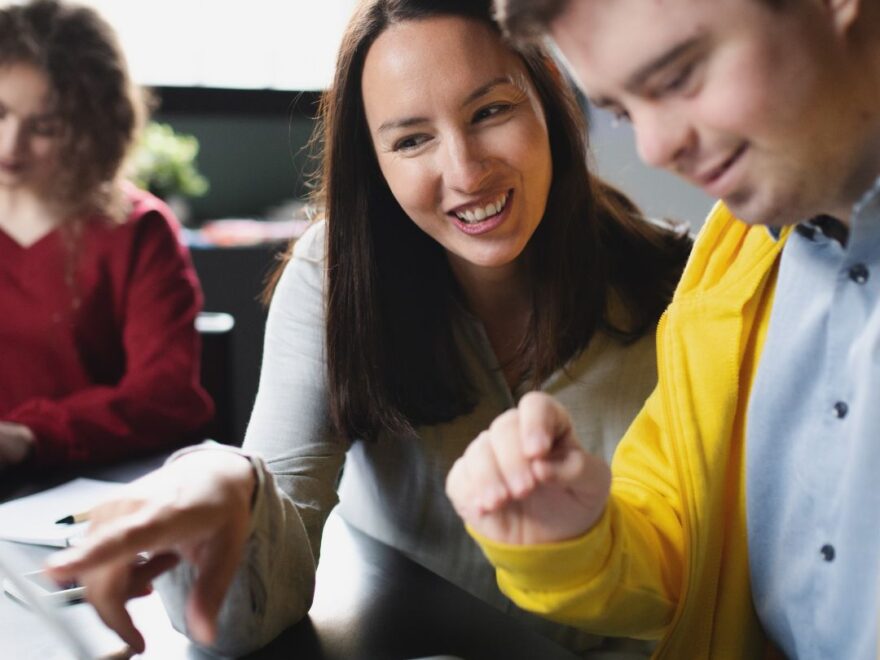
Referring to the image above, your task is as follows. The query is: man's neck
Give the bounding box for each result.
[836,7,880,226]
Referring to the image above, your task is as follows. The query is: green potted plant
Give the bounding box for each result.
[130,122,209,224]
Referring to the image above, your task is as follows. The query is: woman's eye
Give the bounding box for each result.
[393,134,430,152]
[29,119,60,137]
[473,103,511,123]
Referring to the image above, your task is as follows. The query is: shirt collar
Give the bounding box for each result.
[783,173,880,247]
[766,226,783,241]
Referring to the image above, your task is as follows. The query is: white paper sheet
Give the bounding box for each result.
[0,479,123,547]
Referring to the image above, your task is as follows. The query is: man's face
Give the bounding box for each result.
[549,0,878,226]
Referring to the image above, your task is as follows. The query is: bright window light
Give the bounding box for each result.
[80,1,357,90]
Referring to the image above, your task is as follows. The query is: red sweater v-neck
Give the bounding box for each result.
[0,187,213,468]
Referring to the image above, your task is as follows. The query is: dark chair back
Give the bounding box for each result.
[196,312,236,445]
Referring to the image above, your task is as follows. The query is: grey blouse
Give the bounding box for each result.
[157,222,658,658]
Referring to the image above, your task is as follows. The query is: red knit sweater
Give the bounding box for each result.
[0,187,213,468]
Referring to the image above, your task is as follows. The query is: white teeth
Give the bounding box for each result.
[454,192,508,224]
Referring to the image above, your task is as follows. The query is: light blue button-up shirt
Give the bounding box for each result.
[747,178,880,659]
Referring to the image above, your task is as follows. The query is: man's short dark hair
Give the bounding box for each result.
[493,0,567,44]
[494,0,789,44]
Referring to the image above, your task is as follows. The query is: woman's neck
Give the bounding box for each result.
[0,188,65,247]
[449,256,532,388]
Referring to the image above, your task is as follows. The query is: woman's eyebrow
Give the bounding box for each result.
[460,75,514,108]
[377,75,516,135]
[378,115,430,134]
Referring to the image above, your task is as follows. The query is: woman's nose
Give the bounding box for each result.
[442,135,491,194]
[0,119,24,159]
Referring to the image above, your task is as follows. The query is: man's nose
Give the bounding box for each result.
[632,105,696,172]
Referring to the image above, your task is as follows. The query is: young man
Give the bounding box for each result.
[446,0,880,657]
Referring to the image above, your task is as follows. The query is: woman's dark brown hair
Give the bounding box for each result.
[0,0,146,219]
[296,0,690,441]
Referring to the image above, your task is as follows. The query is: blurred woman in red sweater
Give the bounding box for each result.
[0,0,212,471]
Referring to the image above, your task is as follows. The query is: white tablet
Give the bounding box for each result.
[0,545,96,660]
[3,567,86,606]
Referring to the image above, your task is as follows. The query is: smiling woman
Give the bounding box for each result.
[362,18,552,285]
[44,1,690,658]
[359,16,553,390]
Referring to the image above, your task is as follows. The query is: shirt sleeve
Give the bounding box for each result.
[5,201,213,467]
[471,385,686,640]
[156,222,348,656]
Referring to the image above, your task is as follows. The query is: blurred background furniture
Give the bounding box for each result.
[191,242,288,444]
[196,311,235,445]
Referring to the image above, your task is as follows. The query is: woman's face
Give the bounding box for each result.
[361,16,553,284]
[0,62,62,195]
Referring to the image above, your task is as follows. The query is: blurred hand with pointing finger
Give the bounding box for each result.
[45,450,256,654]
[445,391,611,546]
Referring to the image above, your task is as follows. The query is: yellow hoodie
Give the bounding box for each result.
[472,203,791,659]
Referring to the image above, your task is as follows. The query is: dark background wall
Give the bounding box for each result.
[153,88,321,444]
[190,243,284,444]
[154,87,321,222]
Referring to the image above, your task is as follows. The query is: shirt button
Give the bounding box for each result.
[820,544,835,562]
[833,401,849,419]
[849,263,869,284]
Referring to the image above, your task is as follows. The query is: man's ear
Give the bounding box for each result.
[823,0,860,34]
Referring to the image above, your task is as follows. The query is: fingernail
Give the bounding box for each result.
[190,620,209,645]
[190,612,217,646]
[508,477,524,496]
[494,485,508,504]
[525,432,548,456]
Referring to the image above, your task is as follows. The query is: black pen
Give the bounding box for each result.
[54,511,91,525]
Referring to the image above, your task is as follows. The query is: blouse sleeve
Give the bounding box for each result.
[6,199,213,467]
[156,222,348,656]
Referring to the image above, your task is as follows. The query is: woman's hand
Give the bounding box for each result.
[445,392,611,545]
[0,421,35,469]
[45,450,256,654]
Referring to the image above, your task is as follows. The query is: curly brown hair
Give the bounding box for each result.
[0,0,146,219]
